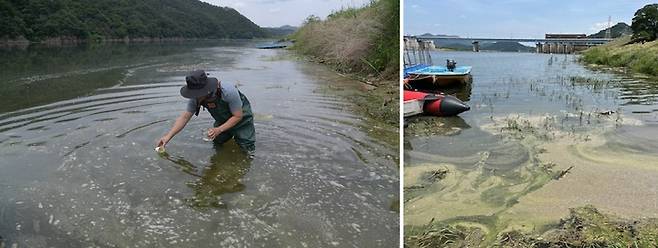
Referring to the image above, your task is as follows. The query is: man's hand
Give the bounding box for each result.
[156,111,193,148]
[207,127,223,140]
[156,136,170,148]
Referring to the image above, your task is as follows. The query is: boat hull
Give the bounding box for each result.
[403,90,470,117]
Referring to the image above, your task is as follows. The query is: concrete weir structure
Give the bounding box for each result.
[537,34,589,54]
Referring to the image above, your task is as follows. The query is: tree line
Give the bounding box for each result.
[0,0,266,41]
[632,3,658,42]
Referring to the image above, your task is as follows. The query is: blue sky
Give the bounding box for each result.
[404,0,656,38]
[201,0,371,27]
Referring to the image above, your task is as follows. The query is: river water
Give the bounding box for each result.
[0,41,399,247]
[404,51,658,237]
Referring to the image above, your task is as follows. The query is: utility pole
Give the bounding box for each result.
[605,16,612,39]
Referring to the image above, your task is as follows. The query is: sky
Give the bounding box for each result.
[404,0,656,38]
[200,0,371,27]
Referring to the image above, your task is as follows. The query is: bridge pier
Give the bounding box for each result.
[537,42,577,54]
[536,42,576,54]
[472,41,480,52]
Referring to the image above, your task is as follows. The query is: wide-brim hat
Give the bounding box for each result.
[180,70,218,99]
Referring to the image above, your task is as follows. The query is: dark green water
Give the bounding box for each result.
[0,41,399,247]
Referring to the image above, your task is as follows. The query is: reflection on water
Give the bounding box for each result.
[404,51,658,239]
[0,42,398,247]
[177,143,252,209]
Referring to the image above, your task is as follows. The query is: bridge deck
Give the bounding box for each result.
[414,36,612,44]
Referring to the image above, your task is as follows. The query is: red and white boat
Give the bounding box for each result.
[403,90,470,117]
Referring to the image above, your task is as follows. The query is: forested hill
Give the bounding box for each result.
[588,22,632,38]
[0,0,266,42]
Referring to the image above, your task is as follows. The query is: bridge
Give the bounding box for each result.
[411,35,613,53]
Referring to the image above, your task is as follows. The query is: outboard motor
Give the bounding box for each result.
[446,59,456,71]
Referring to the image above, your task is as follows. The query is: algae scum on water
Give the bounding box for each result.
[406,115,658,247]
[404,51,658,247]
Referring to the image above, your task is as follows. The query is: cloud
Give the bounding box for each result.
[201,0,372,26]
[223,0,246,8]
[590,21,609,31]
[251,0,295,3]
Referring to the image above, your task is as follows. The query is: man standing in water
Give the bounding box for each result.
[157,70,255,155]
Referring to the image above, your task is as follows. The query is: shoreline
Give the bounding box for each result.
[296,53,399,146]
[0,37,274,49]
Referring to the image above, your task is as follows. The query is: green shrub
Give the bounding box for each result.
[582,36,658,77]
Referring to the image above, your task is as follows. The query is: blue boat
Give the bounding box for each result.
[405,61,472,87]
[256,41,291,49]
[403,64,429,78]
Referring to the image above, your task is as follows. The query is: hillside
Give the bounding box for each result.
[588,22,632,38]
[582,36,658,76]
[432,39,533,52]
[482,42,533,52]
[436,42,472,51]
[262,25,297,38]
[0,0,266,42]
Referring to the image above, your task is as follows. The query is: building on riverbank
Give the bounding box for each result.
[536,33,590,54]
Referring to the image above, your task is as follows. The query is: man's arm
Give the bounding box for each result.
[207,109,242,139]
[157,111,193,147]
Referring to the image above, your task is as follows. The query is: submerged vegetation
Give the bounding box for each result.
[406,206,658,248]
[405,107,653,247]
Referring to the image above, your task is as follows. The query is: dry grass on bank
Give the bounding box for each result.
[291,0,399,79]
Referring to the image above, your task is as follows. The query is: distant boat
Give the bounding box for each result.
[256,41,291,49]
[405,64,473,88]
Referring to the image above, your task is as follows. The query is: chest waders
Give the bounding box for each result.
[201,91,255,152]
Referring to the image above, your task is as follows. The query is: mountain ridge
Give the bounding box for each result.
[0,0,266,42]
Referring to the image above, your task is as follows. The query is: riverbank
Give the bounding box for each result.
[406,205,658,247]
[289,0,399,129]
[582,36,658,77]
